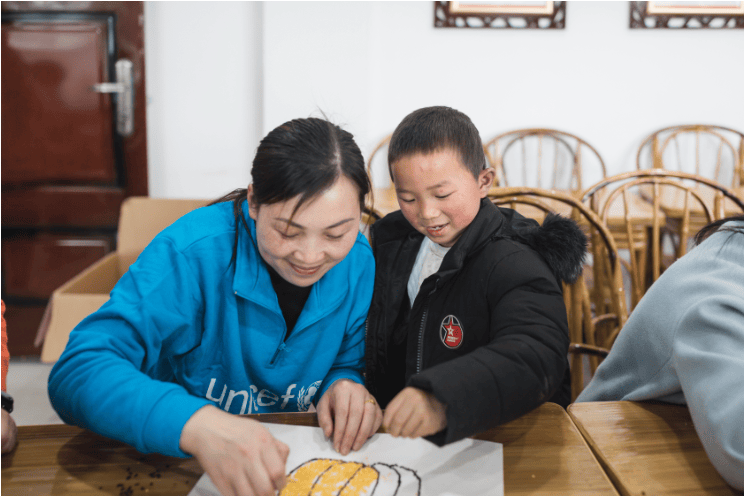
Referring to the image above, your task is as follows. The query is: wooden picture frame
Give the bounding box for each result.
[630,1,744,28]
[434,1,566,29]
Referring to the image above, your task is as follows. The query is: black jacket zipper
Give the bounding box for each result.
[416,281,439,374]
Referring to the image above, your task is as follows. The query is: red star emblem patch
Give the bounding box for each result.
[440,315,463,349]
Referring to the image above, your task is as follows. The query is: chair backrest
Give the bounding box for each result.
[488,186,627,401]
[636,124,744,188]
[582,170,744,307]
[360,135,386,236]
[366,134,397,216]
[366,134,392,186]
[360,207,380,243]
[484,128,607,193]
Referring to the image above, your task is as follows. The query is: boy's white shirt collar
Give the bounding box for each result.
[407,236,451,307]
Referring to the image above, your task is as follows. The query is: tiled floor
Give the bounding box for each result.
[5,357,63,426]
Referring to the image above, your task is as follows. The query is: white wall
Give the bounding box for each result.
[146,1,744,197]
[262,1,372,147]
[145,1,263,199]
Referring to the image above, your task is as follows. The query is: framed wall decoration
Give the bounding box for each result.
[630,1,744,28]
[434,1,566,29]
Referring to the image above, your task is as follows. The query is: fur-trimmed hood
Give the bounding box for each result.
[506,212,588,284]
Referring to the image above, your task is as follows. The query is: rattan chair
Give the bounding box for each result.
[636,125,744,238]
[489,187,627,401]
[365,134,398,216]
[367,134,392,180]
[359,207,381,243]
[636,124,744,188]
[583,170,744,308]
[484,128,607,193]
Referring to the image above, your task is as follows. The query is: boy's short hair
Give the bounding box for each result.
[387,106,486,180]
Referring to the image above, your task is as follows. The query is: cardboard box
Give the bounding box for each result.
[38,197,208,363]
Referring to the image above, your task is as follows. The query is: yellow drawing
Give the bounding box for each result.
[280,458,422,496]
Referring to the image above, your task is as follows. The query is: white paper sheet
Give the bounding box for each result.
[188,423,503,496]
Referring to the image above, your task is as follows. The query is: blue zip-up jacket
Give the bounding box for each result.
[48,200,375,457]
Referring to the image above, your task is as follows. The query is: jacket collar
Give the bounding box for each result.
[439,198,506,273]
[443,199,587,284]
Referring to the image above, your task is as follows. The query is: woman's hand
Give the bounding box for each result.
[180,405,289,496]
[316,379,382,455]
[383,387,447,438]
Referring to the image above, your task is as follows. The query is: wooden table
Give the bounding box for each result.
[568,401,742,496]
[1,403,616,495]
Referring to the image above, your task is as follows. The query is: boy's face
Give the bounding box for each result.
[391,148,494,247]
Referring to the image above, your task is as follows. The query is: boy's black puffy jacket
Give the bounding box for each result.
[366,198,587,446]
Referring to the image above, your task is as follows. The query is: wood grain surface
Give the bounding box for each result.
[1,403,616,495]
[568,401,742,496]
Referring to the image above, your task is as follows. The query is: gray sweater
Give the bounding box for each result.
[578,221,744,491]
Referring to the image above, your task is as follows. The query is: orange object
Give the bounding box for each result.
[2,300,8,392]
[280,458,421,496]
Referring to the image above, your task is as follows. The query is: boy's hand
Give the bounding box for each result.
[316,379,382,455]
[383,387,447,438]
[180,405,289,496]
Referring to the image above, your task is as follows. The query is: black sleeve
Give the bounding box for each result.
[408,245,570,445]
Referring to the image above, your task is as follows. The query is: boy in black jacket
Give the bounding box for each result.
[365,106,586,447]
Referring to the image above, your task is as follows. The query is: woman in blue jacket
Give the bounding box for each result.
[48,117,380,496]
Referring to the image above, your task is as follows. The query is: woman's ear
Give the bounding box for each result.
[246,185,259,221]
[478,168,496,197]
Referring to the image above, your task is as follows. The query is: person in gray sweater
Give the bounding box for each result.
[578,215,744,491]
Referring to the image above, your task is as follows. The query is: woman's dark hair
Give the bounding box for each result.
[211,117,370,266]
[387,106,486,180]
[694,214,744,245]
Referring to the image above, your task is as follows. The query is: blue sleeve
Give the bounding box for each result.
[318,238,375,399]
[48,237,212,457]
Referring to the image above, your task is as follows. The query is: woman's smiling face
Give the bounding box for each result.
[248,175,362,287]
